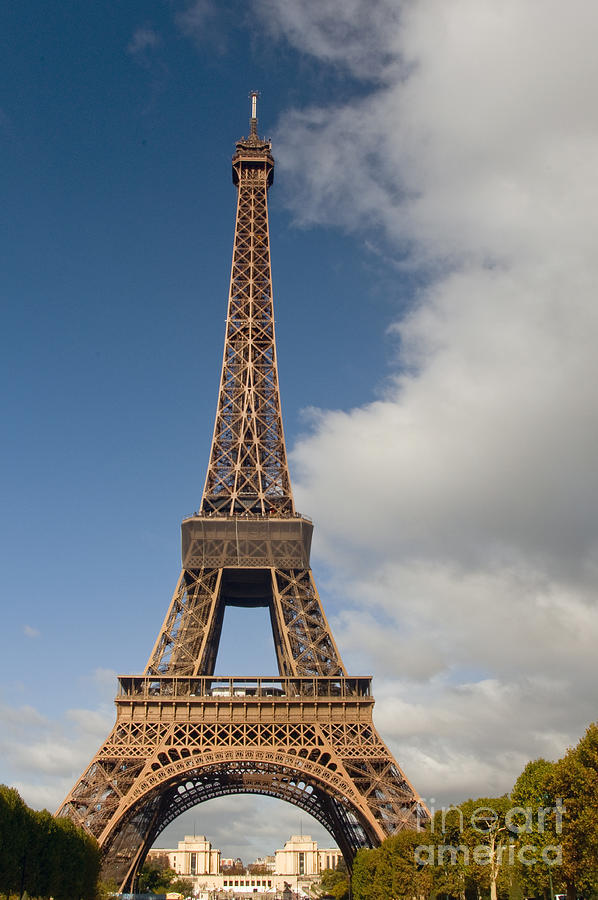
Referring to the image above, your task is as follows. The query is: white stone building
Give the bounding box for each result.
[274,835,342,876]
[148,834,220,877]
[148,832,342,896]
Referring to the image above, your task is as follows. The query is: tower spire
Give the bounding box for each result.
[201,97,290,516]
[249,89,258,136]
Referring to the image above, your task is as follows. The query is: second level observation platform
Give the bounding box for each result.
[181,514,313,569]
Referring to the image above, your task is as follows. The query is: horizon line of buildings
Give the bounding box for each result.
[148,833,343,897]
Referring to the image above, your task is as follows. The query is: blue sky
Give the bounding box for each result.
[3,0,598,865]
[1,0,408,857]
[1,1,398,692]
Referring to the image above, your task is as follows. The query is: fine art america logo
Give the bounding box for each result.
[413,800,565,867]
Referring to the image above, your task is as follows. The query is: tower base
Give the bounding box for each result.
[58,675,425,890]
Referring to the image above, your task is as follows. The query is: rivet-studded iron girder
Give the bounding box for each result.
[144,560,346,679]
[56,105,429,892]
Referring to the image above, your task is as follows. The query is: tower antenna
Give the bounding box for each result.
[249,89,259,135]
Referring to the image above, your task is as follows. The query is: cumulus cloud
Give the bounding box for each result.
[254,0,598,803]
[0,674,116,811]
[255,0,401,79]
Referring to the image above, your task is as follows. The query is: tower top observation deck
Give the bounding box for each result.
[232,91,274,187]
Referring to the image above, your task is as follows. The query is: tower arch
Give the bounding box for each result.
[99,752,381,889]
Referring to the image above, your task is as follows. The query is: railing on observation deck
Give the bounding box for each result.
[116,675,372,701]
[183,511,313,522]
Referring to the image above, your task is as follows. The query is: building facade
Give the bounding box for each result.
[149,835,220,877]
[148,833,342,896]
[275,836,342,876]
[251,855,276,873]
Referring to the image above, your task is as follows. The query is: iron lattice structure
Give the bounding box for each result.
[57,100,428,890]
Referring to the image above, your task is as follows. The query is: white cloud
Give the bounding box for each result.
[0,701,48,730]
[175,1,216,40]
[252,0,598,803]
[23,624,40,639]
[127,26,161,56]
[255,0,400,79]
[157,795,336,862]
[0,690,114,812]
[9,781,69,813]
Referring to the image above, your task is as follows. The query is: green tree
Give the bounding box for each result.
[430,805,470,900]
[0,786,29,899]
[317,866,350,899]
[52,816,87,900]
[455,796,513,900]
[25,808,56,899]
[97,878,120,899]
[549,723,598,900]
[352,847,382,900]
[378,829,434,900]
[351,829,435,900]
[0,787,100,900]
[80,829,102,900]
[511,758,563,900]
[138,858,177,893]
[169,875,195,895]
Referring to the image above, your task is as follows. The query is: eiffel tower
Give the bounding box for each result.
[57,94,428,890]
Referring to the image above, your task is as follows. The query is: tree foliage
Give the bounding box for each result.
[0,785,100,899]
[351,722,598,900]
[511,757,561,899]
[169,875,195,895]
[222,862,247,874]
[549,723,598,899]
[351,848,381,900]
[248,863,272,875]
[138,857,195,897]
[317,866,350,899]
[138,858,177,893]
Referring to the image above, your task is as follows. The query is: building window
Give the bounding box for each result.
[299,852,305,875]
[190,852,196,875]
